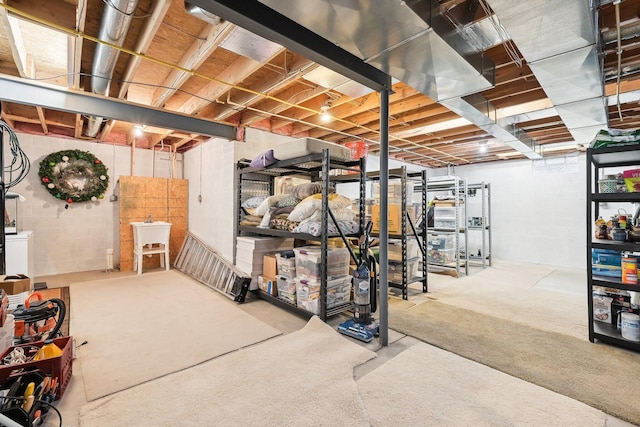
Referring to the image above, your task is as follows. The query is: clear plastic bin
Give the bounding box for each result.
[434,218,457,229]
[278,290,296,303]
[293,246,350,280]
[388,258,420,282]
[277,275,297,294]
[427,248,456,265]
[295,275,353,311]
[388,238,420,261]
[275,254,296,278]
[428,234,455,250]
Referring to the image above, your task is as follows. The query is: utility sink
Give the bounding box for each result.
[131,221,172,274]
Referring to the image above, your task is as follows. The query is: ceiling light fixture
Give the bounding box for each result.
[478,141,488,153]
[320,102,332,123]
[134,124,146,137]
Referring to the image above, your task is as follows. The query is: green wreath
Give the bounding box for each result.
[38,149,109,203]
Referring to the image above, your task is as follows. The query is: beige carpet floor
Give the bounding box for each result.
[388,299,640,425]
[421,261,587,339]
[78,316,376,426]
[358,342,614,426]
[69,270,281,401]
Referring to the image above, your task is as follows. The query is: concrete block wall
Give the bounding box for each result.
[431,155,586,269]
[4,132,182,276]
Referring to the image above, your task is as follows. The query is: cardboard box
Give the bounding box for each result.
[263,254,277,279]
[372,204,402,234]
[258,275,277,296]
[0,275,31,295]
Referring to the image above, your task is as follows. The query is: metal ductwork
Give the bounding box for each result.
[441,94,543,159]
[86,0,139,137]
[485,0,607,145]
[185,2,222,26]
[258,0,495,101]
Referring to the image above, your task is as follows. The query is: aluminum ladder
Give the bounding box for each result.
[175,232,251,302]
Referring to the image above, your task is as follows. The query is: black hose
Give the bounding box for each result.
[45,298,66,340]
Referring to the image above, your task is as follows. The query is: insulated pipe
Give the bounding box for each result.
[86,0,139,137]
[119,0,172,99]
[92,0,138,95]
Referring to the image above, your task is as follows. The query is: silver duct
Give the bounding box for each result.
[486,0,607,145]
[257,0,551,158]
[86,0,139,137]
[185,1,222,26]
[258,0,495,101]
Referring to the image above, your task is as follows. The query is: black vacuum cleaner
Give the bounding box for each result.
[337,221,379,342]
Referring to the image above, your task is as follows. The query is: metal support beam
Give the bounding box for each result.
[0,74,237,140]
[379,89,389,347]
[188,0,392,93]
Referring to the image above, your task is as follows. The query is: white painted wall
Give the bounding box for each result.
[431,155,587,269]
[159,130,587,272]
[185,129,296,262]
[4,127,587,276]
[4,132,182,276]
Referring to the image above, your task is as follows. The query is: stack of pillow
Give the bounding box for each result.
[240,182,359,236]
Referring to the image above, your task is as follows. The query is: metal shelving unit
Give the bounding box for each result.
[425,176,468,277]
[235,149,365,321]
[587,145,640,352]
[465,182,492,268]
[369,167,427,300]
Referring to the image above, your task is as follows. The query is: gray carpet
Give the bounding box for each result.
[388,299,640,426]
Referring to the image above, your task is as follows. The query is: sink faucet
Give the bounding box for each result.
[145,213,153,223]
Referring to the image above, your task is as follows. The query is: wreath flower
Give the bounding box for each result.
[38,150,109,203]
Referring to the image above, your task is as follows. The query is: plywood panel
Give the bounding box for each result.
[119,176,188,271]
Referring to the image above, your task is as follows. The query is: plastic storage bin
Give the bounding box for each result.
[388,258,420,282]
[427,234,455,250]
[325,275,352,308]
[295,278,320,314]
[293,246,350,280]
[427,248,456,265]
[275,253,296,278]
[277,275,297,294]
[295,275,353,313]
[388,238,420,261]
[433,206,464,230]
[434,218,457,229]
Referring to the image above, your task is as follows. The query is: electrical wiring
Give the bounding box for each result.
[1,120,30,192]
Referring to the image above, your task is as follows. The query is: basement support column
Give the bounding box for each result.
[0,102,5,275]
[379,89,389,346]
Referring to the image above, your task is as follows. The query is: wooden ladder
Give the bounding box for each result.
[175,232,251,302]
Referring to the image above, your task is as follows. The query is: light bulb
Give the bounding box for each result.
[134,124,146,137]
[320,104,332,123]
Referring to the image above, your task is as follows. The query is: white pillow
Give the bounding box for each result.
[287,194,353,222]
[254,194,287,216]
[298,207,356,226]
